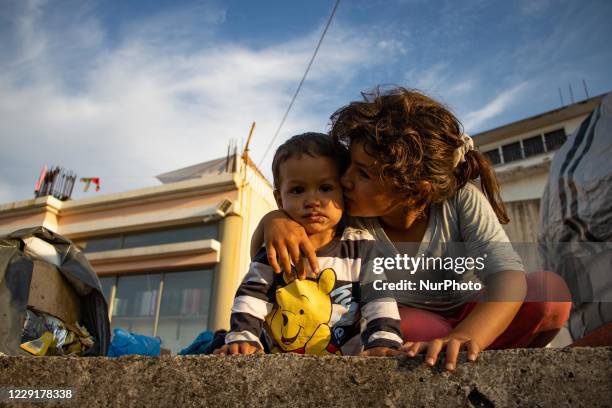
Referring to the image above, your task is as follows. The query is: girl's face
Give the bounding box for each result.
[340,142,407,217]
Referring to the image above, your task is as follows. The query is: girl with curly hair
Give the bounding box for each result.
[253,86,571,369]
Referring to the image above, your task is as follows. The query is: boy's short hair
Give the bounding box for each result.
[271,132,349,190]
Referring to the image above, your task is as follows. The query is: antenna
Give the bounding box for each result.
[224,139,239,173]
[568,83,575,104]
[233,142,238,172]
[558,87,564,107]
[582,79,589,99]
[225,142,231,173]
[242,121,256,162]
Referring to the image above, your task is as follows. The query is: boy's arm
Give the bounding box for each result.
[355,241,404,354]
[359,253,404,351]
[225,249,277,350]
[360,298,404,351]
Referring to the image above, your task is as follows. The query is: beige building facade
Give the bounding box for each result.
[0,155,276,353]
[473,93,607,243]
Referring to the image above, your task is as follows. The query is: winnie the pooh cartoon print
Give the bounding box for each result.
[265,268,341,355]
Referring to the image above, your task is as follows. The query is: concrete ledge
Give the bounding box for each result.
[1,347,610,407]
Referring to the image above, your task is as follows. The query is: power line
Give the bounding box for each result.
[257,0,341,168]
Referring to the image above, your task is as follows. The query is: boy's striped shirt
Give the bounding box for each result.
[226,225,403,355]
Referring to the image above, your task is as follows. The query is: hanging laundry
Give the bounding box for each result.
[80,177,101,192]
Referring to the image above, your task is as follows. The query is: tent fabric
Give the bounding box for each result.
[539,92,612,340]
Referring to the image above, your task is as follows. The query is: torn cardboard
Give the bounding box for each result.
[27,260,81,325]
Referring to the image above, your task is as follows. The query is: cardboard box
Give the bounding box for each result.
[28,260,81,325]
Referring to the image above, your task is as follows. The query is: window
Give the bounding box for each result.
[82,236,122,252]
[156,270,213,354]
[80,223,218,253]
[111,274,162,336]
[545,129,567,151]
[103,269,213,354]
[483,149,501,165]
[523,135,545,158]
[502,142,522,163]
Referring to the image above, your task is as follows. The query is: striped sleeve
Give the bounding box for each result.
[226,247,275,348]
[360,298,403,350]
[357,240,403,350]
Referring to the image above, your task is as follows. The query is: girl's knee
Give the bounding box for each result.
[515,272,571,331]
[526,270,572,302]
[399,307,452,342]
[525,301,571,330]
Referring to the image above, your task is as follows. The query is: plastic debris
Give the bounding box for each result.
[178,330,215,355]
[20,309,96,356]
[20,332,55,356]
[107,328,161,357]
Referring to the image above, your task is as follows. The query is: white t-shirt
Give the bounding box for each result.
[350,182,525,312]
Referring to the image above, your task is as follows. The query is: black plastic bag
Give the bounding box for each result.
[0,226,110,356]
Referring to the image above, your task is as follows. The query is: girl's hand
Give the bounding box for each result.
[359,347,403,357]
[261,210,319,280]
[212,342,263,355]
[400,332,482,370]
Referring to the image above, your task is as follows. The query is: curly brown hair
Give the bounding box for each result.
[329,86,509,224]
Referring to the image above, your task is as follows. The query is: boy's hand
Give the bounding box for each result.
[213,342,263,355]
[400,331,482,371]
[262,210,319,280]
[359,347,403,357]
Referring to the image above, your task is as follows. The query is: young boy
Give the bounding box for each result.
[215,133,403,356]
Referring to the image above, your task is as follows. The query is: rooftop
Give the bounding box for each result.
[473,92,608,147]
[156,153,270,187]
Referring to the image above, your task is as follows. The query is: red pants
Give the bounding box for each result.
[399,271,571,349]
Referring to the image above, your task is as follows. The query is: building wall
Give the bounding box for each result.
[235,163,277,281]
[499,170,550,203]
[0,162,276,353]
[0,197,61,236]
[478,115,587,153]
[208,161,276,331]
[503,199,541,243]
[475,100,600,245]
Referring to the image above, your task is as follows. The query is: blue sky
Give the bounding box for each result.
[1,0,611,203]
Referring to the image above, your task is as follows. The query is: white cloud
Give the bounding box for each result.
[462,82,529,132]
[448,79,476,95]
[377,39,407,56]
[0,3,402,203]
[519,0,553,15]
[404,62,450,93]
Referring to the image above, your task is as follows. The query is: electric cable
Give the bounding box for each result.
[257,0,341,168]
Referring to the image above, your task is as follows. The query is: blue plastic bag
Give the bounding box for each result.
[178,330,215,355]
[107,328,161,357]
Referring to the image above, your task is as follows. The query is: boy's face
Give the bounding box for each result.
[274,154,344,236]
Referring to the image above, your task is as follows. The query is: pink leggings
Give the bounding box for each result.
[399,271,571,348]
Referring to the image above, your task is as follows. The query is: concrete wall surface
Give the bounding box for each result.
[0,347,610,407]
